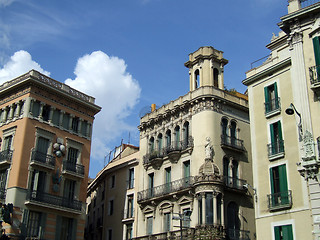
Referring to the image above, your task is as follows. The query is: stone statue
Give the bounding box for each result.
[205,137,214,160]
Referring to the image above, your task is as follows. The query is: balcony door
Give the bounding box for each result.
[270,165,288,206]
[63,179,76,202]
[165,167,171,193]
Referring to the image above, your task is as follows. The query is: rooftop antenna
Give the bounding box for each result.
[103,155,107,166]
[128,132,131,144]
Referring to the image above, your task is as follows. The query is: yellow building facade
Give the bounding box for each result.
[0,70,100,239]
[243,1,320,239]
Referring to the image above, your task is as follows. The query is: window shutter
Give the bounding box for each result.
[274,82,279,108]
[313,36,320,66]
[270,168,275,194]
[270,123,275,155]
[283,225,293,240]
[264,86,270,112]
[274,226,281,240]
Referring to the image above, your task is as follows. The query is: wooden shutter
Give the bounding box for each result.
[313,37,320,66]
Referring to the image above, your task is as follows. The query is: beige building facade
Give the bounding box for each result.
[134,47,255,240]
[243,1,320,239]
[85,144,139,240]
[0,70,100,239]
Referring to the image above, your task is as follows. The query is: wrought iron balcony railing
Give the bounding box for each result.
[221,135,245,151]
[223,176,247,191]
[26,190,82,212]
[267,140,285,158]
[0,150,13,164]
[227,229,250,240]
[143,137,194,165]
[62,160,84,176]
[137,176,195,202]
[265,97,281,115]
[30,150,55,167]
[268,190,292,211]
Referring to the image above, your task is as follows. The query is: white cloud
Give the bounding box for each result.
[0,50,50,83]
[65,51,141,160]
[0,0,15,7]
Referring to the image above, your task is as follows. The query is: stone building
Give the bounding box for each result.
[243,0,320,239]
[0,70,100,239]
[134,46,255,240]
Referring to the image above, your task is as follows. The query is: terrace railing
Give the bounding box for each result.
[223,176,247,191]
[267,140,285,158]
[30,150,55,168]
[221,135,245,151]
[62,160,84,176]
[265,97,281,114]
[268,190,292,211]
[137,176,195,202]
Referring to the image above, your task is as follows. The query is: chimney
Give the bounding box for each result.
[288,0,301,13]
[151,104,156,112]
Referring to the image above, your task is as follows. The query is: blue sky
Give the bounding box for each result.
[0,0,288,177]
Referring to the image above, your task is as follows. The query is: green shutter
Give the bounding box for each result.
[283,225,293,240]
[279,164,289,204]
[313,37,320,66]
[274,226,281,240]
[264,86,270,112]
[270,123,275,154]
[270,168,275,194]
[274,82,279,109]
[278,121,284,152]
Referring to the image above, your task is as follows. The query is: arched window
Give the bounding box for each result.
[213,68,219,88]
[223,157,230,186]
[230,121,237,146]
[175,126,180,148]
[195,69,200,89]
[227,202,240,234]
[166,130,171,148]
[221,118,228,138]
[183,122,190,146]
[149,137,155,153]
[232,160,239,188]
[157,134,163,151]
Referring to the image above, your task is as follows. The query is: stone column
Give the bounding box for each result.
[201,193,206,224]
[221,198,225,228]
[15,102,21,118]
[59,111,64,127]
[8,105,14,120]
[68,114,74,130]
[23,97,31,118]
[213,193,217,224]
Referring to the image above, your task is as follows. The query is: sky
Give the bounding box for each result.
[0,0,288,178]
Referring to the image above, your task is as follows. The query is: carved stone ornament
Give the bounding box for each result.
[205,137,214,160]
[302,130,316,161]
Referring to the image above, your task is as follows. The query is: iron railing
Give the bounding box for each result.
[227,229,250,240]
[62,160,84,176]
[143,137,194,165]
[267,140,285,158]
[137,176,195,202]
[223,176,247,190]
[0,150,13,164]
[310,65,320,85]
[265,97,281,114]
[26,190,82,211]
[268,190,292,211]
[221,135,245,151]
[300,0,320,8]
[30,150,55,167]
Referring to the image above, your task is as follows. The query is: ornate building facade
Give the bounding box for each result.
[243,0,320,239]
[134,47,255,240]
[0,70,100,239]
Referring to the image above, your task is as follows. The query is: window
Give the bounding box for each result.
[166,130,171,148]
[195,69,200,88]
[175,126,180,147]
[3,135,12,151]
[111,175,115,188]
[58,217,75,240]
[0,170,7,199]
[182,208,191,228]
[146,216,153,235]
[164,212,171,232]
[221,118,228,137]
[126,224,133,240]
[32,101,40,117]
[274,224,293,240]
[127,195,134,218]
[63,179,76,201]
[213,68,219,87]
[30,170,46,192]
[183,121,190,146]
[165,167,171,192]
[52,109,60,126]
[227,202,240,238]
[62,113,70,129]
[108,229,113,240]
[198,197,203,224]
[26,211,42,238]
[109,200,114,215]
[71,117,79,133]
[183,161,190,178]
[148,173,154,197]
[230,121,237,146]
[36,136,49,155]
[264,82,280,114]
[269,164,290,208]
[205,193,213,224]
[67,147,78,164]
[149,137,155,153]
[81,120,88,136]
[157,133,163,151]
[41,105,50,122]
[128,168,134,189]
[269,121,284,157]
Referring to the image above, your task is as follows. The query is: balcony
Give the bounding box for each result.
[62,160,84,178]
[227,229,250,240]
[25,190,82,213]
[30,150,55,170]
[0,150,13,168]
[221,135,245,152]
[267,140,285,160]
[309,65,320,96]
[137,176,195,203]
[268,190,292,211]
[143,137,194,169]
[265,97,281,117]
[223,176,247,192]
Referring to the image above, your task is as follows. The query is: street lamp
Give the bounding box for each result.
[172,210,192,240]
[285,103,303,141]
